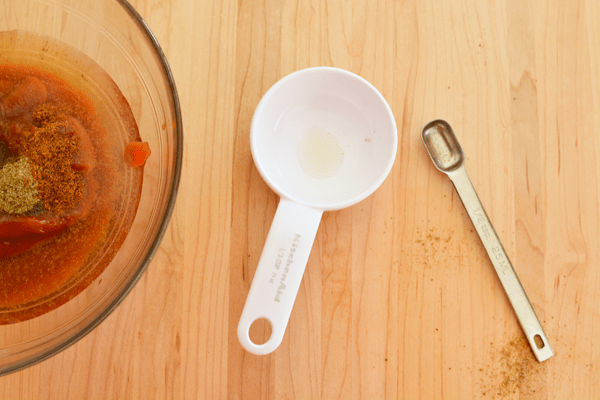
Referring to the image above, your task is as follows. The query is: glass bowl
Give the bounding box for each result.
[0,0,182,375]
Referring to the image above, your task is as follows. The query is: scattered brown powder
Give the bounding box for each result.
[479,334,547,399]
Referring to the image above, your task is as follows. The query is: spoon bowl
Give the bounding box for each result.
[421,119,465,172]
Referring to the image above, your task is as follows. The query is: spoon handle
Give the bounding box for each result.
[448,166,554,362]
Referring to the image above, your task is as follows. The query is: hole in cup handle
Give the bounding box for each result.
[237,315,281,355]
[237,198,323,355]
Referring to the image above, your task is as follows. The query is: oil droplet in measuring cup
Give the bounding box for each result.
[298,127,344,179]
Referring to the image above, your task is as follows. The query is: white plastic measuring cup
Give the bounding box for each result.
[238,67,397,355]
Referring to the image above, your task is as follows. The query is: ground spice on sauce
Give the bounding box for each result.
[0,156,39,213]
[20,104,83,215]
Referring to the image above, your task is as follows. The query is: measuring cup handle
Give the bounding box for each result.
[238,198,323,355]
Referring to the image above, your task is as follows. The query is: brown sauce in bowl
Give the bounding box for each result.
[0,32,148,323]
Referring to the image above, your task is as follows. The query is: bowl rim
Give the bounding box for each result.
[1,0,183,376]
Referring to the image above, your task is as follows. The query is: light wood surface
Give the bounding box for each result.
[2,0,600,398]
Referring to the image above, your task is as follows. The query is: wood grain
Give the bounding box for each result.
[2,0,600,399]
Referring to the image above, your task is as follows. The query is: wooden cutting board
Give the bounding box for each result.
[2,0,599,398]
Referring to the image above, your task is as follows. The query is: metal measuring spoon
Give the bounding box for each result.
[421,119,554,362]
